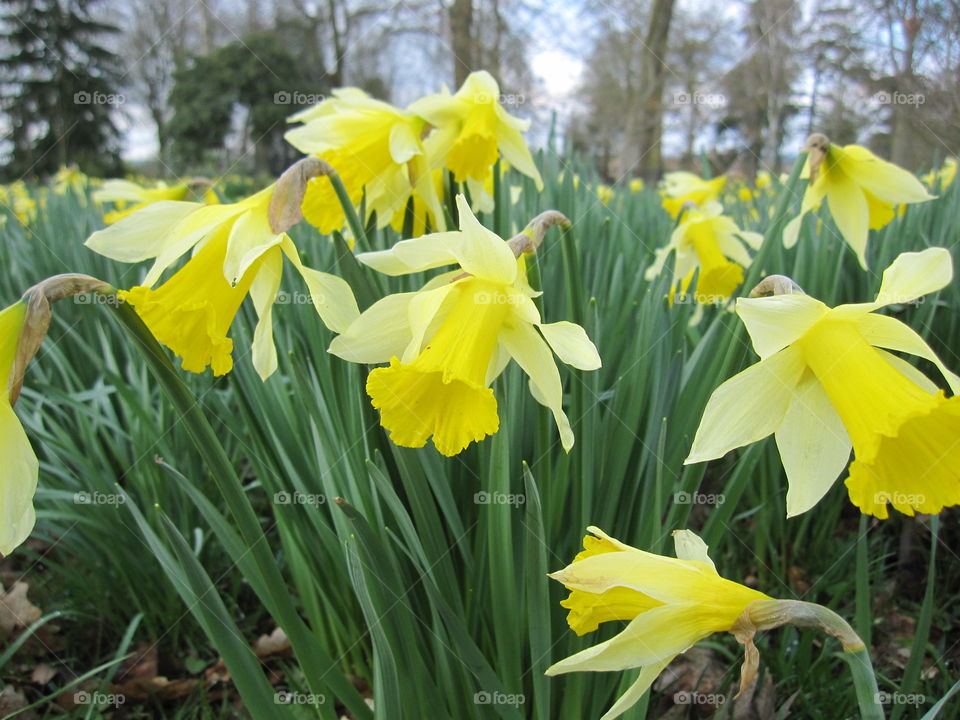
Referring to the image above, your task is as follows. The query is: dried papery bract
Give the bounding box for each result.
[804,133,830,183]
[12,274,113,404]
[268,157,336,234]
[506,210,571,257]
[749,274,804,297]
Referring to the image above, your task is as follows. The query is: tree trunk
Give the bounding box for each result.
[633,0,676,182]
[450,0,475,87]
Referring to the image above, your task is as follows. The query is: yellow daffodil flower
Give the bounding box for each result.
[52,165,88,195]
[921,157,956,190]
[86,187,358,379]
[93,179,192,223]
[783,135,933,268]
[547,527,770,720]
[0,301,38,556]
[686,248,960,518]
[659,171,726,218]
[629,178,644,193]
[329,195,600,456]
[596,185,614,205]
[285,89,443,235]
[646,202,762,304]
[755,170,772,189]
[408,71,543,194]
[2,182,38,225]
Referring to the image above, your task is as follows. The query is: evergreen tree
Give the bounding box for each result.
[0,0,123,180]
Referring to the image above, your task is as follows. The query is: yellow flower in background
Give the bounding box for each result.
[329,195,600,456]
[629,178,644,193]
[755,170,772,189]
[547,527,769,720]
[2,182,38,225]
[93,179,192,223]
[921,157,956,190]
[596,184,614,205]
[85,187,358,379]
[285,89,443,235]
[409,70,544,197]
[52,165,88,195]
[660,171,726,218]
[686,248,960,518]
[646,202,762,304]
[783,135,934,268]
[0,301,38,556]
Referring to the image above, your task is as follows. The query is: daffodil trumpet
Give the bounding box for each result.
[687,247,960,518]
[329,195,600,456]
[547,527,881,720]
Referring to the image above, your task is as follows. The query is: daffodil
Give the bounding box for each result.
[783,135,933,268]
[285,89,443,235]
[2,182,38,225]
[922,157,956,190]
[646,202,762,304]
[329,195,600,456]
[686,247,960,518]
[596,185,614,205]
[52,165,88,195]
[629,178,644,193]
[86,184,358,379]
[659,171,726,218]
[93,179,194,223]
[408,71,543,197]
[546,528,770,719]
[0,301,38,556]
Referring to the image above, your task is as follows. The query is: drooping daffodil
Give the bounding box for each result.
[686,247,960,518]
[782,134,934,268]
[329,195,600,456]
[408,71,544,198]
[92,179,197,224]
[659,171,726,218]
[86,180,358,379]
[285,89,443,236]
[646,202,762,304]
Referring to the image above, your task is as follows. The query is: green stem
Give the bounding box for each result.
[106,300,372,720]
[845,648,885,720]
[328,172,368,252]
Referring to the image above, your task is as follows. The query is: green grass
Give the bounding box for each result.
[1,155,959,720]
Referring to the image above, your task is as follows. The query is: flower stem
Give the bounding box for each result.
[845,648,885,720]
[328,172,368,251]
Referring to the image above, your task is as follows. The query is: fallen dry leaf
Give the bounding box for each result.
[0,582,42,638]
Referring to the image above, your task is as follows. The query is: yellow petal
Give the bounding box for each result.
[328,292,415,364]
[777,370,852,517]
[0,402,38,555]
[85,201,200,264]
[224,204,284,285]
[874,247,953,307]
[686,346,806,463]
[281,239,359,334]
[499,321,574,451]
[824,172,869,268]
[835,144,934,205]
[672,530,717,571]
[249,247,283,381]
[598,659,675,720]
[736,294,829,359]
[537,321,601,370]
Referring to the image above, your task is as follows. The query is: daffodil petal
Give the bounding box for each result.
[545,604,708,674]
[879,350,939,394]
[500,321,574,451]
[328,292,414,363]
[854,311,960,394]
[598,658,675,720]
[686,346,806,463]
[537,321,601,370]
[736,294,829,358]
[824,174,869,268]
[388,121,422,164]
[224,207,284,284]
[835,145,934,205]
[249,247,283,381]
[281,239,359,333]
[85,201,200,263]
[0,403,38,555]
[453,195,519,283]
[777,371,852,517]
[782,213,803,249]
[495,115,544,189]
[403,284,457,362]
[875,247,953,306]
[672,530,717,571]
